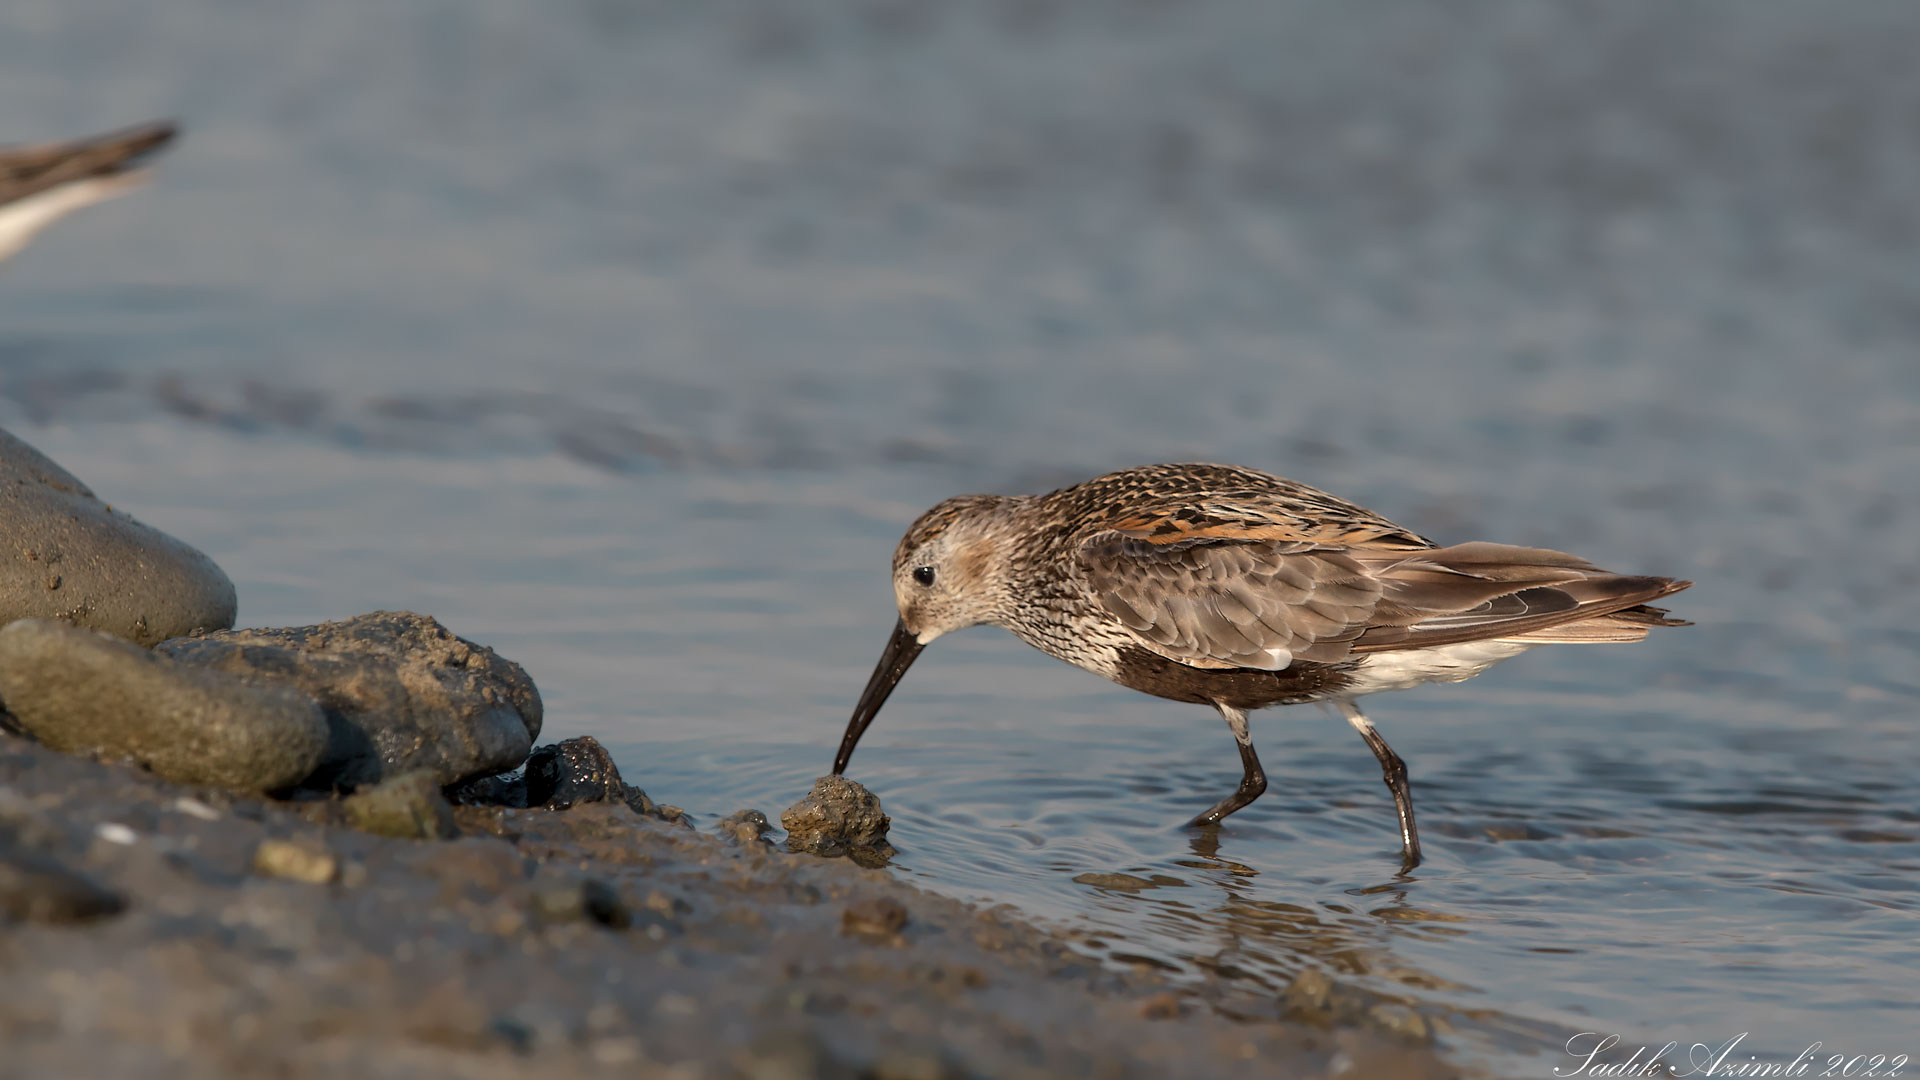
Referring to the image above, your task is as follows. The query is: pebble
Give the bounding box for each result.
[343,770,458,840]
[93,822,138,846]
[716,809,774,846]
[170,797,222,821]
[253,839,340,884]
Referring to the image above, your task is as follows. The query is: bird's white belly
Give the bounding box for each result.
[1342,639,1539,697]
[0,177,133,262]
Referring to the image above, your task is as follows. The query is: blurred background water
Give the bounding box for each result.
[4,1,1918,1073]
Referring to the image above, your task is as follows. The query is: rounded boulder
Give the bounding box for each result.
[0,426,236,645]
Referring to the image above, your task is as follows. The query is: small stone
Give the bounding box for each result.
[170,797,221,821]
[840,896,909,940]
[343,770,457,840]
[0,845,126,923]
[0,619,328,792]
[716,808,774,846]
[252,838,339,884]
[782,776,891,856]
[524,736,624,809]
[530,870,631,929]
[93,822,137,846]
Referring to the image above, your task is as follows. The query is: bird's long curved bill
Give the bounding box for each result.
[833,618,925,775]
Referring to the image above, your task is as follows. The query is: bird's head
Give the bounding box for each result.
[834,493,1016,774]
[888,493,1014,645]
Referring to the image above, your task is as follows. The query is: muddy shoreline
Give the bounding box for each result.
[0,733,1450,1078]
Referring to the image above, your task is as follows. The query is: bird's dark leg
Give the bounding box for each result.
[1189,704,1267,827]
[1336,700,1421,868]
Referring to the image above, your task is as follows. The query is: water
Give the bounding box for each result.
[5,2,1919,1073]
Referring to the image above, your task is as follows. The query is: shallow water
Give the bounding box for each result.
[5,2,1919,1073]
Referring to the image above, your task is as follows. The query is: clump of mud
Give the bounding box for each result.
[782,775,894,864]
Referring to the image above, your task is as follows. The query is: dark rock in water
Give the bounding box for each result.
[782,776,892,858]
[157,611,542,790]
[529,868,631,929]
[0,844,126,923]
[0,425,236,645]
[343,770,457,840]
[0,619,328,792]
[479,735,666,822]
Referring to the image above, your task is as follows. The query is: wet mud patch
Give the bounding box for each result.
[0,734,1449,1079]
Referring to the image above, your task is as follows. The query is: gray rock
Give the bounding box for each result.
[0,619,328,792]
[781,776,892,858]
[157,611,541,789]
[454,736,669,822]
[342,770,458,840]
[0,425,236,645]
[0,844,126,924]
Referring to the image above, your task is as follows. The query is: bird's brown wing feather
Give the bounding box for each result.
[0,122,177,206]
[1081,529,1384,669]
[1081,510,1689,670]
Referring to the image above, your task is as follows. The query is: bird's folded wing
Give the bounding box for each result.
[1081,522,1661,668]
[1078,526,1387,670]
[0,122,177,206]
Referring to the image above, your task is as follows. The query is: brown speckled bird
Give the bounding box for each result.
[833,463,1691,867]
[0,121,177,265]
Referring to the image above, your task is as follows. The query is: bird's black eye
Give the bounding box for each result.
[912,566,936,586]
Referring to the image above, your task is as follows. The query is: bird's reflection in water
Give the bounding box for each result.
[1067,828,1569,1053]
